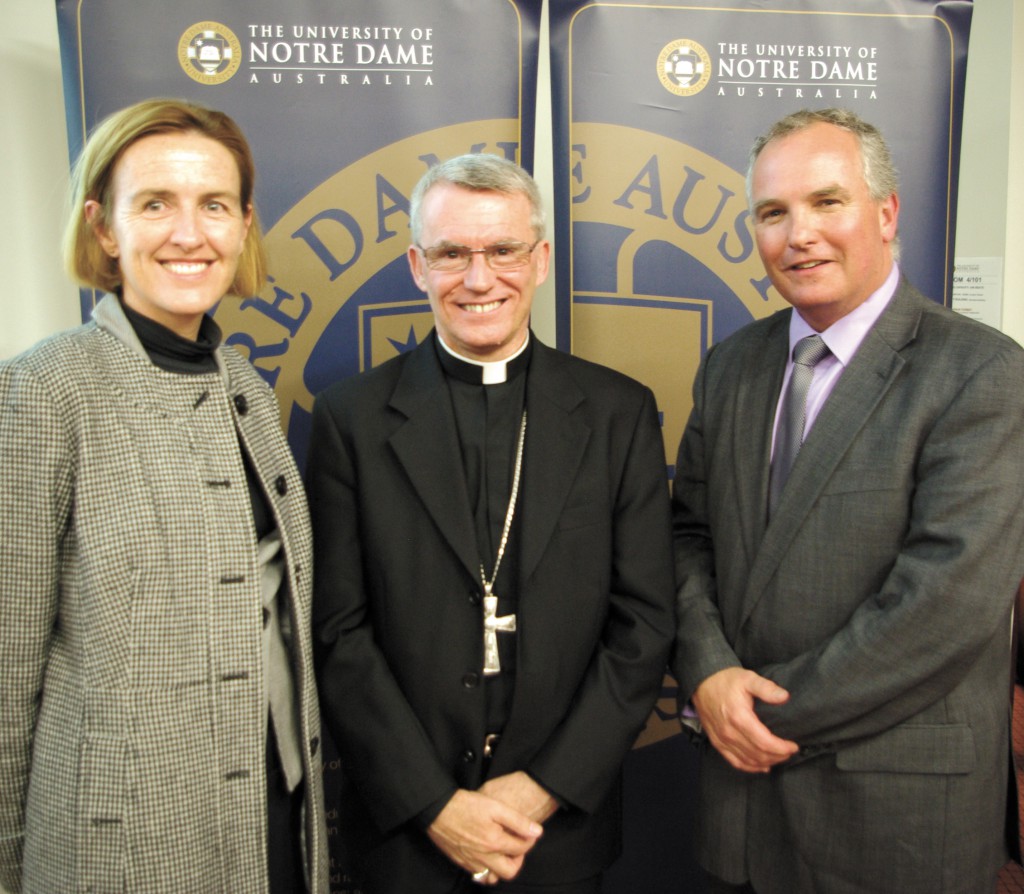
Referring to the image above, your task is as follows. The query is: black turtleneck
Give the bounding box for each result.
[120,300,221,375]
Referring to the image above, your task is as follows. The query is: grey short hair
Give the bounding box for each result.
[746,107,899,258]
[409,153,546,245]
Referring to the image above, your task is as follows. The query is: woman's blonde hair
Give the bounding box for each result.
[63,98,267,297]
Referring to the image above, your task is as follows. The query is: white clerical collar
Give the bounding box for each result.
[436,333,531,385]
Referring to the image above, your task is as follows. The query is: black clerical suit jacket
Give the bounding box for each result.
[308,332,675,892]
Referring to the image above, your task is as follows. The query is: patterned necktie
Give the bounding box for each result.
[768,334,831,516]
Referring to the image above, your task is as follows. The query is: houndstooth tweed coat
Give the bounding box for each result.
[0,295,329,894]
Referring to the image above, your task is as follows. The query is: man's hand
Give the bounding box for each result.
[479,771,558,825]
[427,788,543,885]
[693,667,799,773]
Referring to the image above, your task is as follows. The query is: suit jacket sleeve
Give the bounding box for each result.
[0,361,71,892]
[670,346,745,700]
[526,386,676,812]
[756,341,1024,745]
[307,390,458,834]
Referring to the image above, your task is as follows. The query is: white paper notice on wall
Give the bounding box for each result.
[952,257,1003,329]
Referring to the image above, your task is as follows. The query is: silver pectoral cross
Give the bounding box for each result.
[482,592,516,676]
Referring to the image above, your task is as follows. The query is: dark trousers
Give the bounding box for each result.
[266,724,306,894]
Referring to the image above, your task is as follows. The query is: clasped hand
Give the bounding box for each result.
[427,771,556,885]
[693,667,800,773]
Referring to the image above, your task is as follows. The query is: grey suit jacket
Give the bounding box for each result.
[0,296,328,894]
[671,279,1024,893]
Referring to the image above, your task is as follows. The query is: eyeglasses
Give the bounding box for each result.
[417,240,540,272]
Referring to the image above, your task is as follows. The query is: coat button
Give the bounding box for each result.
[460,749,475,763]
[275,475,288,496]
[234,394,248,415]
[462,673,480,689]
[468,590,481,606]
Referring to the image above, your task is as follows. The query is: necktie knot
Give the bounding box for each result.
[792,334,830,368]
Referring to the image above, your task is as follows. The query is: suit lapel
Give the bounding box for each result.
[739,282,923,631]
[388,335,481,584]
[518,342,591,584]
[498,343,590,761]
[729,314,789,575]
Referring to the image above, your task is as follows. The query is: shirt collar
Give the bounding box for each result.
[789,263,900,366]
[436,332,531,385]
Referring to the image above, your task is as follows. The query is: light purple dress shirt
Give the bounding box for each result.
[770,263,900,458]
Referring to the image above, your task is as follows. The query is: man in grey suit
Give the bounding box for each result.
[671,107,1024,893]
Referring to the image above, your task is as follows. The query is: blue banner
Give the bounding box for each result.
[57,0,542,471]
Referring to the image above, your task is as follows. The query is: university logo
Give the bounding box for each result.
[178,22,242,85]
[657,39,712,97]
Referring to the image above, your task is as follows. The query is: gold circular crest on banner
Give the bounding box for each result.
[178,22,242,85]
[657,39,712,97]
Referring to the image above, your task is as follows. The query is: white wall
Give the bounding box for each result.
[1002,0,1024,343]
[2,0,79,358]
[955,0,1020,341]
[2,0,1020,358]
